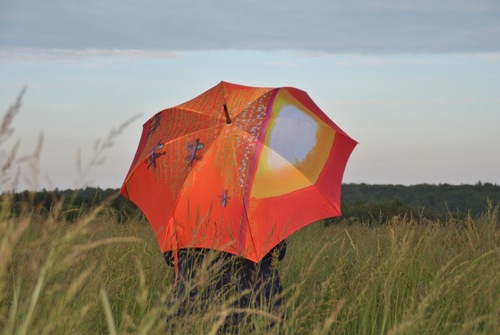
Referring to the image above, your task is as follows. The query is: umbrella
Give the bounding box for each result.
[120,81,357,262]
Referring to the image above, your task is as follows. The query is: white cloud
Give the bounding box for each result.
[0,48,180,63]
[1,0,499,54]
[333,97,500,107]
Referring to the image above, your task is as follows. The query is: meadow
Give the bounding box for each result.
[1,195,498,335]
[1,93,499,334]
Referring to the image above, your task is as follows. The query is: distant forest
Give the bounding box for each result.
[5,182,500,224]
[339,182,500,223]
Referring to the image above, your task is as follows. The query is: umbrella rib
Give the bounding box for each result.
[161,123,221,148]
[265,143,315,185]
[123,123,223,190]
[225,127,259,260]
[241,197,258,261]
[171,106,225,122]
[230,123,317,186]
[251,134,343,215]
[228,88,276,121]
[164,123,228,230]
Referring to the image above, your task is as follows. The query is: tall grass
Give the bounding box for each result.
[1,92,499,334]
[1,199,498,334]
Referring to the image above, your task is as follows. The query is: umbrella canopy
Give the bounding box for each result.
[120,81,357,262]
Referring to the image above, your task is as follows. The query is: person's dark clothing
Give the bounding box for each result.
[164,248,233,317]
[164,241,287,330]
[230,241,287,329]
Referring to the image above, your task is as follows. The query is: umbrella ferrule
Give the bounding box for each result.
[223,104,232,124]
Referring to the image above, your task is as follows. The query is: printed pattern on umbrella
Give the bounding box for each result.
[120,81,357,262]
[147,142,165,169]
[185,138,205,167]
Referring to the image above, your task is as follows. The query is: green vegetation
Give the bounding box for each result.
[2,90,499,334]
[340,183,500,222]
[6,181,500,226]
[1,192,499,334]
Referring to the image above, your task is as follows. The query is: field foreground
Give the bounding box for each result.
[1,199,499,335]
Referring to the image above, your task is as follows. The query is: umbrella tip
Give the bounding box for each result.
[223,104,232,124]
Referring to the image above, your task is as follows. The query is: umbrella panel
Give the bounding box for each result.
[121,82,357,262]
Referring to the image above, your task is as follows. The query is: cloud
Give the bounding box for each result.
[333,97,500,107]
[0,47,180,63]
[1,0,499,55]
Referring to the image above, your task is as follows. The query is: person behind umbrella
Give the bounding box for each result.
[164,241,287,330]
[163,248,233,318]
[229,240,287,330]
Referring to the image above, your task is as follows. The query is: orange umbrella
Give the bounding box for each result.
[120,81,357,262]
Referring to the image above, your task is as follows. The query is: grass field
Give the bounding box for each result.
[1,194,499,335]
[2,88,499,334]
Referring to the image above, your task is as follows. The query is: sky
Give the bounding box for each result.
[1,0,500,191]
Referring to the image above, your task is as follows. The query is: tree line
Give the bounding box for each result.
[4,182,500,224]
[339,182,500,223]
